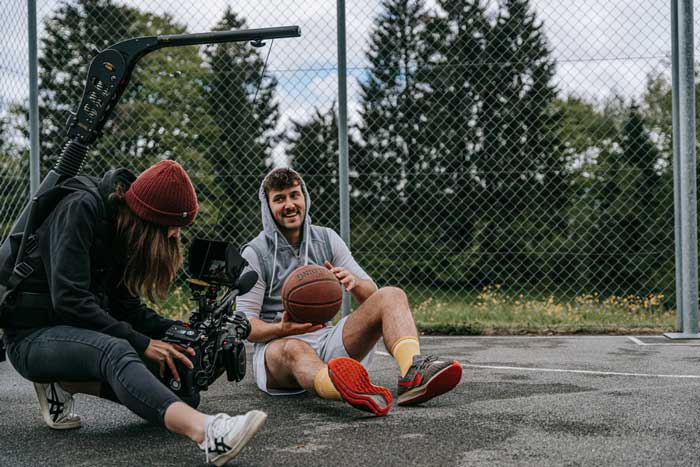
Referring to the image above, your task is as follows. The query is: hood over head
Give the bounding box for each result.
[257,167,313,296]
[258,167,312,248]
[99,168,136,201]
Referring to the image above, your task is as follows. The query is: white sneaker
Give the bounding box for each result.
[33,382,81,430]
[199,410,267,466]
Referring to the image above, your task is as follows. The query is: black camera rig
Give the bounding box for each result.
[159,238,258,399]
[0,25,300,363]
[0,25,300,319]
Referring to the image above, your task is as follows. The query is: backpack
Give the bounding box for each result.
[0,175,103,327]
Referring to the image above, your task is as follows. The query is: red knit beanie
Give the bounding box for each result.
[125,160,198,227]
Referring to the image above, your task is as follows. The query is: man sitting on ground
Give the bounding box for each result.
[236,168,462,416]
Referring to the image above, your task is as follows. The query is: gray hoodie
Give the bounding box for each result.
[236,169,370,323]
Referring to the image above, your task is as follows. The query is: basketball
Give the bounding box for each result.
[282,264,343,324]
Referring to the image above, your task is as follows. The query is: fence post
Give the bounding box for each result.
[28,0,40,196]
[671,0,683,332]
[666,0,699,339]
[337,0,352,317]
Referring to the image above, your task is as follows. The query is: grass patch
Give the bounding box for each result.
[411,285,675,335]
[151,284,676,335]
[146,287,193,321]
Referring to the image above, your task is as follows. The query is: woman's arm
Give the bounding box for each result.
[109,289,178,339]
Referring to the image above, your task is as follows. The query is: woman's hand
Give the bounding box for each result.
[144,340,196,382]
[278,311,324,337]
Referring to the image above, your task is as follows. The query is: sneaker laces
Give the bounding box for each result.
[201,413,242,463]
[416,355,438,370]
[47,383,76,422]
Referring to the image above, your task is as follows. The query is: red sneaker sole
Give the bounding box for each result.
[398,361,462,406]
[328,358,392,416]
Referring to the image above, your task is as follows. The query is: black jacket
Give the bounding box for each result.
[3,169,176,353]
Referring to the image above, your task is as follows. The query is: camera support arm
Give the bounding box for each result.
[0,26,300,309]
[70,26,300,146]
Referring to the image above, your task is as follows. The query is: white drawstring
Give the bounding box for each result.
[304,223,310,266]
[269,232,278,297]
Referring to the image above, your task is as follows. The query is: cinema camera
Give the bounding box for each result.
[159,238,257,399]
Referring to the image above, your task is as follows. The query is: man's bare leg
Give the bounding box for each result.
[264,338,392,416]
[264,338,325,391]
[342,286,418,360]
[341,286,462,406]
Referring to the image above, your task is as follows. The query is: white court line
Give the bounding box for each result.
[419,335,623,339]
[460,364,700,379]
[627,336,700,346]
[374,351,700,379]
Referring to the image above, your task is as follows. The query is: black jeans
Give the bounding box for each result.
[5,325,198,426]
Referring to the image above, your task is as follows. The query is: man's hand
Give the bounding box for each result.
[279,311,324,337]
[144,340,195,382]
[325,260,358,291]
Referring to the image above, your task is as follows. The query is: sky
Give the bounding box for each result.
[0,0,689,147]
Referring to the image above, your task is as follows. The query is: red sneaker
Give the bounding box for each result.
[327,357,393,416]
[397,355,462,406]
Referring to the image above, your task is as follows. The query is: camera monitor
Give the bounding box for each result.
[188,238,244,286]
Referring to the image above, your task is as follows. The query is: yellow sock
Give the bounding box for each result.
[313,366,341,400]
[391,336,421,377]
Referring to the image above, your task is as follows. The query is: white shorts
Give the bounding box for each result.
[252,315,375,395]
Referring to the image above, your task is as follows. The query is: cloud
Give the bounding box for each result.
[556,60,667,102]
[534,0,670,60]
[0,0,684,128]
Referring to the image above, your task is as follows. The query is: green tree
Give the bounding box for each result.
[582,105,672,297]
[355,0,451,286]
[356,0,433,214]
[642,69,700,161]
[30,0,214,179]
[200,7,279,243]
[0,114,29,236]
[420,0,490,279]
[466,0,568,289]
[558,86,676,301]
[552,96,618,294]
[287,105,340,230]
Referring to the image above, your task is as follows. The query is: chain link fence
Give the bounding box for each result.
[0,0,692,309]
[0,1,29,238]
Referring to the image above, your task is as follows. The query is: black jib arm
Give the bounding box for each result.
[0,26,301,310]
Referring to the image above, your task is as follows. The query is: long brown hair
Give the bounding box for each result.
[109,185,183,302]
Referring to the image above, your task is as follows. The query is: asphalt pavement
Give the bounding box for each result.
[2,335,700,466]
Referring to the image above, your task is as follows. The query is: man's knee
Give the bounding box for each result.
[281,338,317,364]
[379,286,407,300]
[267,338,315,367]
[265,338,319,389]
[375,286,410,311]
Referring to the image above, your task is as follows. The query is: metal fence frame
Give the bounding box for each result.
[668,0,698,337]
[7,0,698,331]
